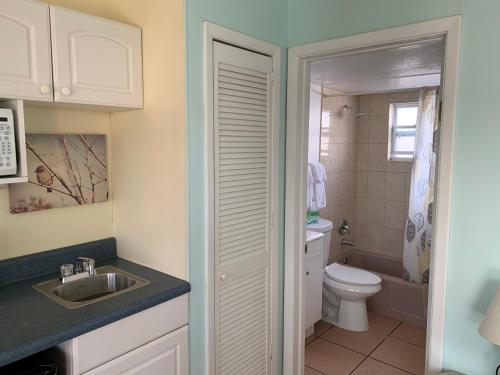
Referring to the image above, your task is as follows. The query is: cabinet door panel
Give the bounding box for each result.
[50,5,143,108]
[0,0,52,101]
[305,255,323,329]
[84,326,188,375]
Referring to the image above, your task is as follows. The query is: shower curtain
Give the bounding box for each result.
[403,88,439,284]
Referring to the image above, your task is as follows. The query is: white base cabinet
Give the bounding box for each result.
[83,326,188,375]
[304,235,324,331]
[56,295,188,375]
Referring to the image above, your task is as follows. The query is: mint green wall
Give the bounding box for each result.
[185,1,287,374]
[188,1,500,374]
[287,1,500,374]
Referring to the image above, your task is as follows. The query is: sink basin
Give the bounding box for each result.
[33,266,150,309]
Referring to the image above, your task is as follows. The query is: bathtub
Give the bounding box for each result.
[336,250,429,328]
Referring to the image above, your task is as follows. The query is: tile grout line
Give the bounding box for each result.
[305,364,329,375]
[388,334,426,349]
[367,320,403,357]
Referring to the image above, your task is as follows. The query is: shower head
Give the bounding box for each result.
[343,104,365,118]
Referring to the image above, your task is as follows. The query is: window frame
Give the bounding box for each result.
[388,101,419,161]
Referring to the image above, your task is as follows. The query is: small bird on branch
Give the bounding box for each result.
[35,165,54,192]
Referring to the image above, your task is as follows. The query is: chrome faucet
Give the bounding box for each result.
[59,257,97,283]
[78,257,96,277]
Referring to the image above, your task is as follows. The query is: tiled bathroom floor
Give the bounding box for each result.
[305,312,426,375]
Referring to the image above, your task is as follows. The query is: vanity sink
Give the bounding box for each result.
[33,266,150,309]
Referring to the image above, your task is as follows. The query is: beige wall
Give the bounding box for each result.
[2,0,186,278]
[354,91,418,258]
[107,0,186,279]
[319,95,358,261]
[0,106,113,259]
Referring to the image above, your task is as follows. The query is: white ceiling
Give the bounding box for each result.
[310,39,445,94]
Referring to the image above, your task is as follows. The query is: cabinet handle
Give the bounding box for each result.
[305,244,308,254]
[61,87,72,96]
[40,84,51,94]
[220,273,227,281]
[306,271,309,276]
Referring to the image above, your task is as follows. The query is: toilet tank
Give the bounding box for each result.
[306,218,334,266]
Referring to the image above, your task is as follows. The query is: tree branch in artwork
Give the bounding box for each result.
[78,135,107,168]
[60,135,86,203]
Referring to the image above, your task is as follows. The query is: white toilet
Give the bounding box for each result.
[306,218,382,332]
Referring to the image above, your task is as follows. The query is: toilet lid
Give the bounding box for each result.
[325,263,381,286]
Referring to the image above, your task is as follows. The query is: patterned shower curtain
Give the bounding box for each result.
[403,88,439,284]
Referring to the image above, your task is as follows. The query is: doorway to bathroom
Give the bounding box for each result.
[283,17,460,375]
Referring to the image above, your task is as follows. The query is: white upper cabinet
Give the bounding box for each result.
[0,0,53,101]
[49,6,143,109]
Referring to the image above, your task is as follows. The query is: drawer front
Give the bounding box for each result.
[304,237,323,261]
[83,326,188,375]
[76,295,188,373]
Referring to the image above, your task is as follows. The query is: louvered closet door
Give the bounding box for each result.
[213,41,274,375]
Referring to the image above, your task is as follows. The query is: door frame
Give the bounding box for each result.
[202,21,281,375]
[284,16,461,374]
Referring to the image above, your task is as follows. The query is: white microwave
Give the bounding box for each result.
[0,108,17,176]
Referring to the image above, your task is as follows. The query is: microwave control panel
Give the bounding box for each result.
[0,108,17,176]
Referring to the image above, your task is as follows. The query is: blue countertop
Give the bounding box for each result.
[0,239,190,367]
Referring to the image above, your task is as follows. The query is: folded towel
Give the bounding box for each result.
[309,162,327,183]
[307,164,315,184]
[314,181,326,210]
[307,162,327,210]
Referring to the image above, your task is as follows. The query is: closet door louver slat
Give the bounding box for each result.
[213,41,273,375]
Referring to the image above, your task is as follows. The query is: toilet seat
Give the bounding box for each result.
[325,263,381,286]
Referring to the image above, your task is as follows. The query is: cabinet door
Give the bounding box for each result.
[83,326,188,375]
[0,0,53,101]
[305,255,323,329]
[49,6,143,109]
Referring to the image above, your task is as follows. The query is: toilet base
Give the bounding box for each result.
[336,299,369,332]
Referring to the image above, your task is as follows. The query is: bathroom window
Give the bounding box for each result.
[388,102,418,161]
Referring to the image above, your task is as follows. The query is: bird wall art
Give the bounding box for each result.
[8,134,108,214]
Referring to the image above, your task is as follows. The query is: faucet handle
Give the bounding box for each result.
[77,257,96,276]
[338,218,350,236]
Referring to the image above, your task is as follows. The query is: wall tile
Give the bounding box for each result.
[356,143,368,171]
[368,143,387,171]
[367,171,386,199]
[369,114,389,144]
[387,160,413,173]
[404,173,412,202]
[371,94,390,115]
[385,201,405,230]
[355,224,368,251]
[386,172,406,201]
[365,225,384,253]
[383,228,404,257]
[357,116,370,143]
[366,199,385,226]
[356,171,367,198]
[355,198,367,224]
[359,95,371,114]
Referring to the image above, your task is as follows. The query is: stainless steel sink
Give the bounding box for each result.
[33,266,150,309]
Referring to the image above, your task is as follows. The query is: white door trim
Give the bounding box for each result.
[203,21,281,375]
[284,16,461,375]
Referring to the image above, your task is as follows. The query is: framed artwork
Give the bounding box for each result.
[9,134,108,214]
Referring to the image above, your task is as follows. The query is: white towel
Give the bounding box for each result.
[307,164,315,210]
[307,162,327,210]
[309,162,327,182]
[314,181,326,209]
